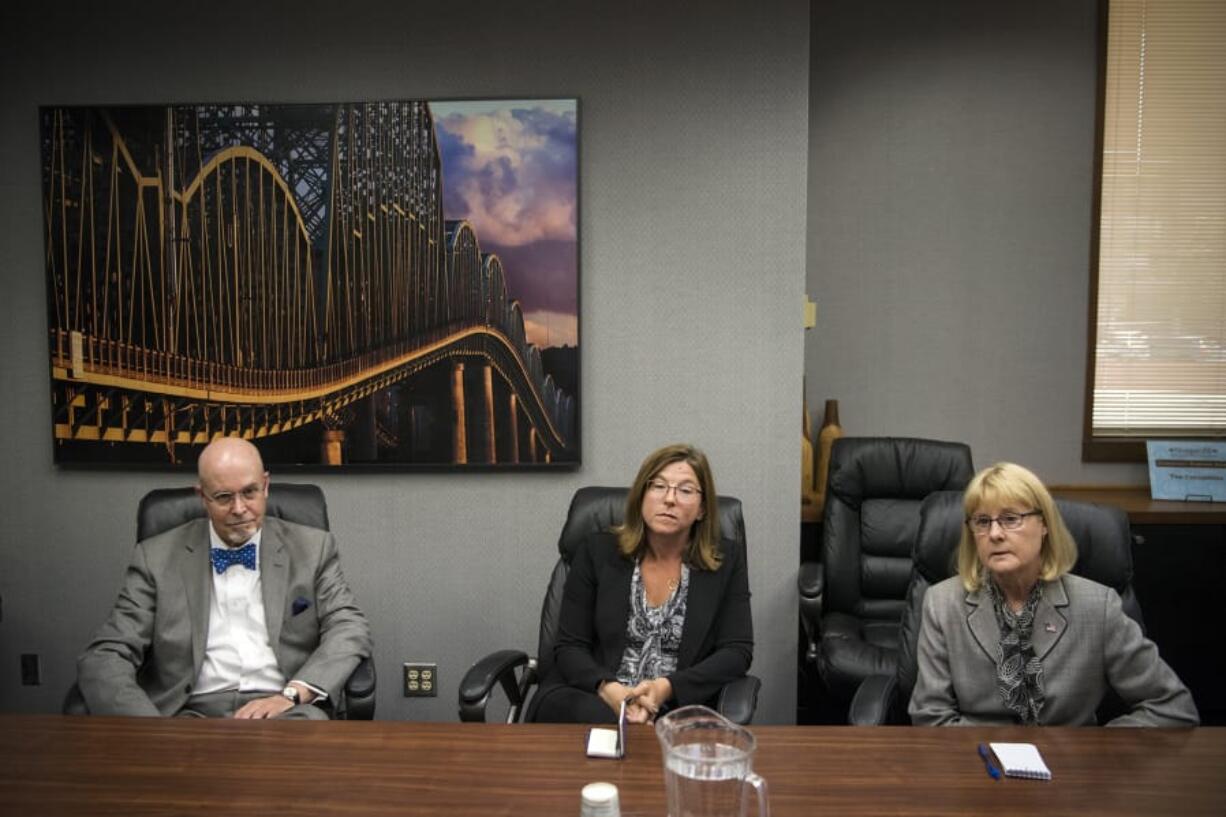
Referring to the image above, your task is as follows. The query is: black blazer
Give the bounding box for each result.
[548,531,753,707]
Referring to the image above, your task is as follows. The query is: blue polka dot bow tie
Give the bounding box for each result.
[211,543,257,574]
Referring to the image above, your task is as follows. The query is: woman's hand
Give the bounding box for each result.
[628,677,673,720]
[598,681,638,719]
[598,680,656,723]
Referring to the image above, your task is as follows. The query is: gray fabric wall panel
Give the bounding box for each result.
[0,1,808,723]
[805,0,1146,486]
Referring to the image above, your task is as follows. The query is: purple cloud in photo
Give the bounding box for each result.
[432,100,577,347]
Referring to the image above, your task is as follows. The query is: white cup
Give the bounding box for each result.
[580,781,620,817]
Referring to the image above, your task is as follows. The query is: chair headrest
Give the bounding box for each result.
[557,486,746,561]
[913,490,1134,594]
[136,483,329,541]
[828,437,974,508]
[1059,500,1134,593]
[914,491,967,582]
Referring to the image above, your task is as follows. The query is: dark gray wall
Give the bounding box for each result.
[0,1,809,723]
[806,0,1147,485]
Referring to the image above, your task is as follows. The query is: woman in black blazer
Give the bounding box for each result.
[532,444,754,724]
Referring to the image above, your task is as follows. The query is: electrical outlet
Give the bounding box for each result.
[20,654,41,686]
[403,662,437,697]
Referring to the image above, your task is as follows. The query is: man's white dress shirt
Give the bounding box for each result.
[194,527,288,695]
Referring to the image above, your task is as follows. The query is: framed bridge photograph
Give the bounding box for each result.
[40,99,579,469]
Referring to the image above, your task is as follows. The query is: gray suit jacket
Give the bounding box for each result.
[77,516,372,716]
[909,573,1198,727]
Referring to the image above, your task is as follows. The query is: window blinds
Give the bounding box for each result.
[1092,0,1225,437]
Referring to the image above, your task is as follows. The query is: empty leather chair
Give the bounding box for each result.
[798,437,973,709]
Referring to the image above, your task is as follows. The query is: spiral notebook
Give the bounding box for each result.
[989,742,1052,780]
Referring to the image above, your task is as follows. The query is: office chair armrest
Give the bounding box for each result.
[797,561,824,662]
[847,673,898,726]
[458,649,534,722]
[340,656,377,720]
[716,675,762,726]
[798,560,824,602]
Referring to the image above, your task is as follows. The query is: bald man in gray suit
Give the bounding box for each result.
[77,438,371,719]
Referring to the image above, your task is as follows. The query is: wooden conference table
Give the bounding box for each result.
[1,715,1223,816]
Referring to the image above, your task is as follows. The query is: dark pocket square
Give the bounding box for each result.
[291,597,312,616]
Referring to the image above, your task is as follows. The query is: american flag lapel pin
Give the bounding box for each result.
[1045,621,1058,633]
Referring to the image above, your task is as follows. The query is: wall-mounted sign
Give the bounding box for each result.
[1146,441,1226,502]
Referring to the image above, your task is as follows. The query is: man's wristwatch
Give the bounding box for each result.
[280,685,301,705]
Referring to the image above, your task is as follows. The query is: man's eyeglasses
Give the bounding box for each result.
[967,510,1042,535]
[204,485,265,507]
[646,479,703,503]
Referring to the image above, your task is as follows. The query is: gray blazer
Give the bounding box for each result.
[909,573,1198,727]
[77,516,372,716]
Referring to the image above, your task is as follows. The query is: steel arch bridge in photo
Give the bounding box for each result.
[41,101,576,466]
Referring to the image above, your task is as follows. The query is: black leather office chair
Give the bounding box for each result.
[849,490,1142,725]
[458,486,762,725]
[798,437,974,709]
[65,482,376,719]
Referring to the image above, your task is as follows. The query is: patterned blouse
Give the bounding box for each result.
[616,560,690,686]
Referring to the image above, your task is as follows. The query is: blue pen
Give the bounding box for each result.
[978,744,1001,780]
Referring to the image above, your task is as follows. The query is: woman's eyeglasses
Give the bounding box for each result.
[646,479,703,503]
[967,510,1041,534]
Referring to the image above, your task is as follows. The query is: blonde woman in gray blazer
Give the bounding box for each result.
[909,463,1198,727]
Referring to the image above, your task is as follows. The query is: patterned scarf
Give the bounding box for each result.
[616,561,690,686]
[986,578,1046,724]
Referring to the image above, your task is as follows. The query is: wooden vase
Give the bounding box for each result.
[801,395,819,522]
[813,399,843,518]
